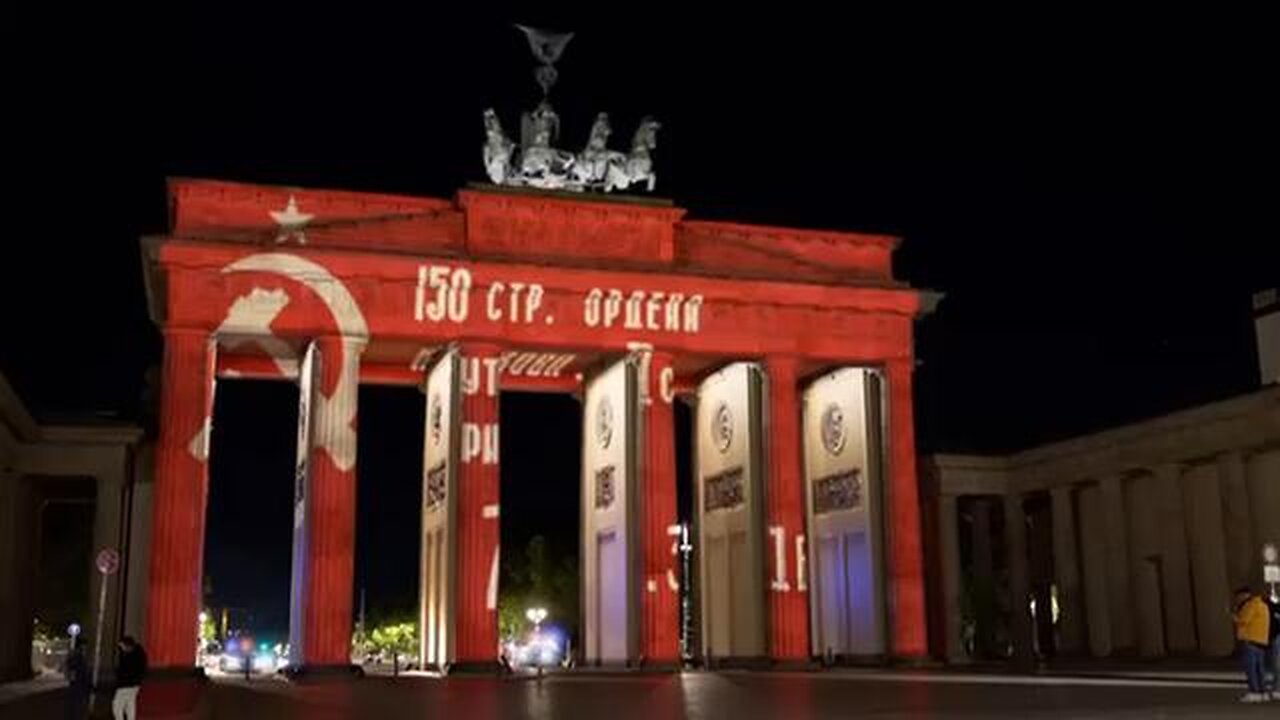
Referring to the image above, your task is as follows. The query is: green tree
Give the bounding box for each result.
[497,535,580,642]
[367,621,418,659]
[199,612,218,644]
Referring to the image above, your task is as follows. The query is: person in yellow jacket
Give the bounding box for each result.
[1233,587,1272,703]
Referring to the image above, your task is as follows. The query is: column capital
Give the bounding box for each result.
[764,355,801,375]
[316,334,368,350]
[1097,474,1125,491]
[457,341,504,358]
[162,325,214,342]
[1215,449,1245,462]
[624,341,675,361]
[1003,491,1027,513]
[1049,485,1074,500]
[884,356,915,374]
[1153,462,1186,481]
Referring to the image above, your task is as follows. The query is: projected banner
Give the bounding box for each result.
[582,357,638,664]
[420,348,461,668]
[288,341,319,665]
[802,367,885,658]
[696,362,766,660]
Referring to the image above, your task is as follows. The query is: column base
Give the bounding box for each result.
[636,659,683,673]
[283,664,364,682]
[824,653,884,667]
[770,658,819,671]
[891,654,944,670]
[704,655,772,670]
[144,666,209,680]
[137,668,208,719]
[447,660,505,675]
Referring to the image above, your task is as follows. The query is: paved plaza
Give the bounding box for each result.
[3,669,1275,719]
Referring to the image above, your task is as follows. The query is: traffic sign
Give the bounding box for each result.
[96,548,120,575]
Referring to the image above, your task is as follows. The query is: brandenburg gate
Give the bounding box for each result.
[139,30,930,675]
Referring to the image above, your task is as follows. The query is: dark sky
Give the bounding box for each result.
[4,8,1275,635]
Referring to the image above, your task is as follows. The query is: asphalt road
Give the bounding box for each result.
[3,670,1275,719]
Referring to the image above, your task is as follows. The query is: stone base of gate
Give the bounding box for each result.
[447,660,506,675]
[703,656,772,671]
[283,664,364,682]
[137,669,208,719]
[770,658,821,671]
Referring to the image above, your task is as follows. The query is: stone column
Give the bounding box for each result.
[1124,473,1166,658]
[1247,450,1280,571]
[0,473,38,682]
[764,356,808,661]
[1154,463,1197,654]
[87,462,128,675]
[454,343,502,668]
[970,498,997,659]
[1027,500,1056,657]
[639,349,680,665]
[1004,494,1033,666]
[1217,451,1255,591]
[884,359,927,659]
[1180,462,1233,657]
[1099,475,1135,652]
[145,328,216,669]
[123,448,154,641]
[938,493,967,663]
[300,335,364,668]
[1076,484,1112,657]
[1049,486,1084,655]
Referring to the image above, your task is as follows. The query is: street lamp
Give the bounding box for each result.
[525,607,548,633]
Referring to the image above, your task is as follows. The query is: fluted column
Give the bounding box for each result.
[0,473,38,681]
[1217,451,1255,591]
[764,356,808,661]
[1076,485,1112,656]
[970,498,997,658]
[1125,473,1165,657]
[1247,451,1280,572]
[639,349,680,665]
[1181,462,1233,656]
[1155,463,1196,654]
[302,335,365,666]
[1004,494,1033,666]
[1050,486,1084,655]
[937,493,966,663]
[145,328,216,669]
[885,359,927,658]
[87,465,127,676]
[1099,475,1134,652]
[454,343,502,667]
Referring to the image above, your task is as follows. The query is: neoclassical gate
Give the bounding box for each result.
[139,178,929,673]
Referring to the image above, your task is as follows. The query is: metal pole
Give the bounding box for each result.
[89,574,109,711]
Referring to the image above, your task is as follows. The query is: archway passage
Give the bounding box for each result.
[497,391,581,666]
[352,385,424,668]
[204,380,298,665]
[140,178,929,673]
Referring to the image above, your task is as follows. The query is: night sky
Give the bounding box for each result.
[4,8,1275,638]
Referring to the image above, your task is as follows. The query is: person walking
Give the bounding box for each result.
[1233,587,1272,703]
[112,636,147,720]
